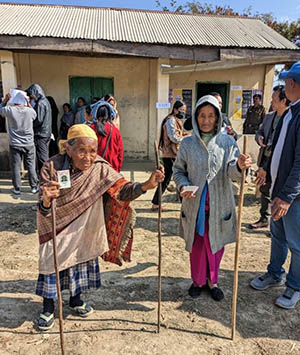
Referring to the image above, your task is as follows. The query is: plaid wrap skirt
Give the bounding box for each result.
[36,257,101,299]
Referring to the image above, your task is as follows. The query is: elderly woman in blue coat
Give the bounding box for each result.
[173,95,251,301]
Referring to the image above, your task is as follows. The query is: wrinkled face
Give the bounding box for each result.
[197,104,217,134]
[271,90,285,112]
[77,98,85,107]
[66,137,98,171]
[63,105,70,113]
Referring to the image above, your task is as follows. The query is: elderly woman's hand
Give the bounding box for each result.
[41,181,61,208]
[180,186,196,199]
[237,154,252,170]
[141,167,165,191]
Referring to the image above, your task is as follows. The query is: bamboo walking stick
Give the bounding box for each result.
[49,161,66,355]
[231,135,248,341]
[154,141,162,334]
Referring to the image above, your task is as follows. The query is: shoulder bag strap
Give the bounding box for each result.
[102,123,113,158]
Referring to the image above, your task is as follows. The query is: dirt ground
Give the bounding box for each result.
[0,174,299,355]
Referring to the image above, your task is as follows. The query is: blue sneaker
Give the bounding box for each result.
[275,287,300,309]
[250,272,285,290]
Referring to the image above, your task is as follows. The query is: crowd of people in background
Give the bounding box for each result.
[1,61,300,327]
[150,61,300,309]
[0,86,122,194]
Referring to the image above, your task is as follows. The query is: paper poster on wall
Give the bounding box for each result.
[173,89,183,101]
[168,89,173,103]
[182,89,193,119]
[156,102,171,109]
[231,86,242,91]
[242,90,252,118]
[233,90,243,119]
[170,88,193,119]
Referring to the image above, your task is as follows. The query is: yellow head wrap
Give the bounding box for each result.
[58,124,98,153]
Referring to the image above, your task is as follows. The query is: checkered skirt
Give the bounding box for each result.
[36,258,101,298]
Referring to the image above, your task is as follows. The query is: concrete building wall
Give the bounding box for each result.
[14,52,155,159]
[169,62,275,133]
[1,51,275,168]
[0,50,17,170]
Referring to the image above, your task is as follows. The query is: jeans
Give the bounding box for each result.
[35,136,50,172]
[267,198,300,291]
[152,157,175,205]
[10,145,38,190]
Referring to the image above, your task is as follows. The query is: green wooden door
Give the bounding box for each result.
[69,76,114,111]
[69,77,92,111]
[92,77,114,99]
[196,82,230,115]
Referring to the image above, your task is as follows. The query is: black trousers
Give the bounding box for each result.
[259,181,271,220]
[10,145,37,190]
[34,136,50,173]
[152,157,175,205]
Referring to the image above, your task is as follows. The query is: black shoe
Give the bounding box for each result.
[210,287,224,301]
[249,218,268,229]
[188,284,202,298]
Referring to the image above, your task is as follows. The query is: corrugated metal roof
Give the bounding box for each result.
[0,3,297,50]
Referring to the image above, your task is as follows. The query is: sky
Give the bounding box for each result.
[2,0,300,22]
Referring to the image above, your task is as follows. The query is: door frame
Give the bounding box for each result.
[69,75,114,110]
[195,81,230,115]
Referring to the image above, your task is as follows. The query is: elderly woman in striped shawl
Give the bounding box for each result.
[36,124,164,330]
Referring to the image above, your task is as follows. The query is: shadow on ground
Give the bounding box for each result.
[0,202,37,234]
[0,262,298,342]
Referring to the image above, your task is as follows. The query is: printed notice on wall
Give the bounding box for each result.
[156,102,171,109]
[182,89,193,119]
[170,88,193,119]
[233,89,243,119]
[242,90,252,118]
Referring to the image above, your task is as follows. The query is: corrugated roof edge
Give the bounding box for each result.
[0,1,261,20]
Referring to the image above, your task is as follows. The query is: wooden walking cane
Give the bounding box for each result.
[154,141,162,334]
[231,135,248,341]
[49,161,66,355]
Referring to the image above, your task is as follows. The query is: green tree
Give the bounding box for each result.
[155,1,300,43]
[155,0,183,12]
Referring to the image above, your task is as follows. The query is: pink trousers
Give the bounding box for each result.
[190,219,224,287]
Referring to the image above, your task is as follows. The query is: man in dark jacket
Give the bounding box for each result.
[251,62,300,309]
[250,86,290,229]
[26,84,52,172]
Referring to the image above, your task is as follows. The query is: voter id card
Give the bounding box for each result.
[57,170,71,189]
[182,185,199,195]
